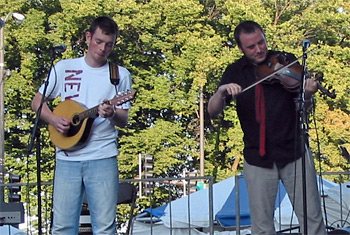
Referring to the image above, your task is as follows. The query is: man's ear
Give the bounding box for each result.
[85,31,91,44]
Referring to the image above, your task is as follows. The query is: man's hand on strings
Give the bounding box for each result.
[52,115,71,135]
[304,78,318,99]
[98,100,115,119]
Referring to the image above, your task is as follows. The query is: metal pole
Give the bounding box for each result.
[0,12,25,203]
[235,174,241,235]
[138,153,142,197]
[0,15,6,203]
[199,86,204,177]
[208,176,214,235]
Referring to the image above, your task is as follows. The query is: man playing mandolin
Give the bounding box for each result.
[208,21,326,234]
[31,16,132,234]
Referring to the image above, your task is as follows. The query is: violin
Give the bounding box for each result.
[242,52,336,99]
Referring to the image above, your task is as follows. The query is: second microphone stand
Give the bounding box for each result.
[297,41,311,235]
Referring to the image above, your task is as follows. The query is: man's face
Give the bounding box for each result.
[238,29,268,65]
[85,27,117,67]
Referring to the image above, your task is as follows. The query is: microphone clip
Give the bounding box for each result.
[302,39,310,52]
[51,44,67,53]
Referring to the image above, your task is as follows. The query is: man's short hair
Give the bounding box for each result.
[89,16,119,37]
[234,20,265,47]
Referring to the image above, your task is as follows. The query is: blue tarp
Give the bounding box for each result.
[143,175,338,229]
[215,177,288,227]
[145,175,253,227]
[215,176,251,227]
[144,204,166,218]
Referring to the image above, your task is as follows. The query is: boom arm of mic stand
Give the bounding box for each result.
[28,59,54,153]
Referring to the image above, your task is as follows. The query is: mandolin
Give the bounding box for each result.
[48,89,136,151]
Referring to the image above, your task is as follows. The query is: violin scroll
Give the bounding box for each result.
[309,71,336,99]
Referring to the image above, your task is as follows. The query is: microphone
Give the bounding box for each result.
[302,39,310,50]
[51,44,67,53]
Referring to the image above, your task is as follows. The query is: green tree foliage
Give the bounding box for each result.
[1,0,350,233]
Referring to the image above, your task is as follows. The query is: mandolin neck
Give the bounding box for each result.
[79,105,100,120]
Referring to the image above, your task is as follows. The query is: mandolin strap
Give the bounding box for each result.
[109,62,120,86]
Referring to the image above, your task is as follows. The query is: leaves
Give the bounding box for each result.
[1,0,350,231]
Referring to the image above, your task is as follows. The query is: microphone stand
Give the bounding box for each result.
[297,40,310,235]
[28,50,57,235]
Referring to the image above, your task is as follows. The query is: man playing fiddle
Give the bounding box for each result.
[208,20,326,234]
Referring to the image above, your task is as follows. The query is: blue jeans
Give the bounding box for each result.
[52,157,119,235]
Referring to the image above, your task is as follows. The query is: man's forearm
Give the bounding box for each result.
[108,109,129,127]
[208,92,226,118]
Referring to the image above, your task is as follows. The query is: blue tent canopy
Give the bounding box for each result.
[215,176,251,227]
[144,175,254,227]
[215,178,288,227]
[144,204,166,218]
[141,175,337,230]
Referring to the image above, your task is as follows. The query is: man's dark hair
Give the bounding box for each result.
[89,16,119,37]
[234,20,265,47]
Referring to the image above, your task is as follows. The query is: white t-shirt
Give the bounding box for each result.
[38,56,132,161]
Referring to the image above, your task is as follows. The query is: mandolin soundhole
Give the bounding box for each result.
[67,122,81,137]
[72,115,80,126]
